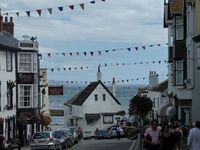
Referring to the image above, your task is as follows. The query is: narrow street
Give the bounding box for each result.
[69,138,134,150]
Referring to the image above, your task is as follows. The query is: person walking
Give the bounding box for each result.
[144,120,161,150]
[160,124,173,150]
[187,121,200,150]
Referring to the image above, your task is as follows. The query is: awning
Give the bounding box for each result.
[85,114,100,120]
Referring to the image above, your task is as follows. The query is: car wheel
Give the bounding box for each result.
[66,140,72,148]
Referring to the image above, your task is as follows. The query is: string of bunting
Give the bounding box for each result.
[50,74,168,85]
[44,43,168,58]
[2,0,106,17]
[49,60,168,72]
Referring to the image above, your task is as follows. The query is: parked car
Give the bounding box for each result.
[96,130,112,139]
[58,128,76,145]
[53,130,72,149]
[30,131,62,150]
[68,127,79,144]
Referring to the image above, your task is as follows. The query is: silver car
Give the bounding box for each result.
[30,131,62,150]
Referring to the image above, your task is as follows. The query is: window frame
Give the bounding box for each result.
[175,60,184,85]
[18,84,33,108]
[174,15,184,41]
[102,94,106,101]
[18,52,33,73]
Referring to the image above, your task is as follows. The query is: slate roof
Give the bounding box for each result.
[149,80,168,92]
[64,80,121,106]
[0,31,19,50]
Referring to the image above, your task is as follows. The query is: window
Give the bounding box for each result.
[175,61,184,85]
[103,94,106,101]
[18,52,33,72]
[153,98,155,107]
[6,51,12,71]
[94,94,98,101]
[103,115,113,124]
[19,85,33,108]
[33,53,38,73]
[175,16,184,40]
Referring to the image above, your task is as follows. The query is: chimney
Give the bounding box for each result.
[149,70,159,87]
[112,77,116,97]
[3,17,14,35]
[97,65,102,81]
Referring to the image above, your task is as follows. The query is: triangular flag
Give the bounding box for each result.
[98,51,101,55]
[26,11,31,17]
[47,8,53,15]
[80,67,83,70]
[69,53,73,56]
[36,9,42,16]
[90,1,95,4]
[105,63,107,66]
[105,50,109,53]
[112,49,116,51]
[62,53,65,56]
[159,61,161,64]
[57,68,60,71]
[56,53,59,55]
[75,67,77,70]
[58,7,63,11]
[157,44,161,46]
[142,46,146,50]
[51,68,54,72]
[79,3,85,10]
[153,61,155,64]
[102,0,106,1]
[69,5,74,10]
[90,52,94,56]
[63,68,66,71]
[16,12,20,17]
[69,68,71,71]
[135,47,138,51]
[149,45,153,47]
[83,52,87,56]
[127,48,131,51]
[76,52,79,55]
[4,13,8,16]
[47,53,51,58]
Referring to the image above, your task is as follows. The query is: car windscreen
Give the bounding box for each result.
[53,131,66,139]
[33,132,50,139]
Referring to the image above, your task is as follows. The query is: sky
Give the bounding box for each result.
[0,0,168,85]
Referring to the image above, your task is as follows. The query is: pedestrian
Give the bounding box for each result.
[95,128,99,140]
[144,120,161,150]
[187,121,200,150]
[160,124,173,150]
[116,126,121,140]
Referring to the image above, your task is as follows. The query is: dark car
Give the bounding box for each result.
[96,130,112,139]
[53,130,72,149]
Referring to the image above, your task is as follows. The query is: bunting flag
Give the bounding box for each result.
[79,3,85,10]
[69,5,74,10]
[36,9,42,16]
[26,11,31,17]
[2,0,107,17]
[58,7,64,11]
[52,74,169,85]
[48,60,167,72]
[47,8,53,15]
[42,43,167,58]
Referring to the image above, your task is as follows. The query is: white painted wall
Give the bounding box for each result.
[0,50,17,136]
[79,83,122,137]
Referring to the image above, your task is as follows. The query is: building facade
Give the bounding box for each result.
[164,0,200,124]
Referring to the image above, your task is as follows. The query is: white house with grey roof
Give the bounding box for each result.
[64,67,123,138]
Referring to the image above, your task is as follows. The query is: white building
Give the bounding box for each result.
[64,67,122,137]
